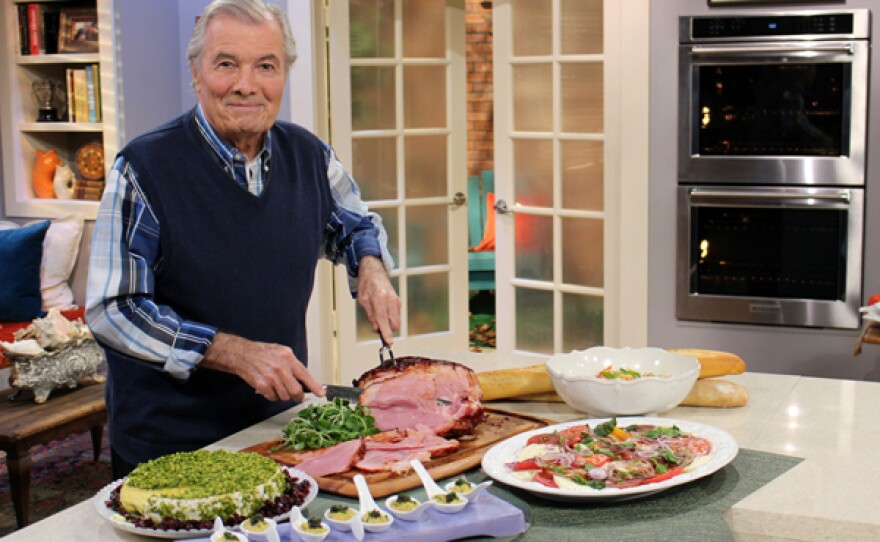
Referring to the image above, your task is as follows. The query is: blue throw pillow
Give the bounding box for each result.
[0,220,50,321]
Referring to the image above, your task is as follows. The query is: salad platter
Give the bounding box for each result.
[481,417,738,502]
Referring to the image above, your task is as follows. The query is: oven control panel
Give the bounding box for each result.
[692,14,854,39]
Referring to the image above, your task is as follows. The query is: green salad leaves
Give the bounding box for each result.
[277,398,379,451]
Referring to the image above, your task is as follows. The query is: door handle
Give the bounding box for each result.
[494,199,511,214]
[450,191,466,207]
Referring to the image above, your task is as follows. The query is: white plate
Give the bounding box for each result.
[92,466,318,539]
[481,417,738,502]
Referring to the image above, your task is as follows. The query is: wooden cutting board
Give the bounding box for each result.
[242,408,550,498]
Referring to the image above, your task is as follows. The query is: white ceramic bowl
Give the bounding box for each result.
[546,346,700,416]
[444,478,492,501]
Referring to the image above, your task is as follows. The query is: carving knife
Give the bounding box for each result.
[324,384,364,403]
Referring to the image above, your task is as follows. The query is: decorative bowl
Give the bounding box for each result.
[546,347,700,416]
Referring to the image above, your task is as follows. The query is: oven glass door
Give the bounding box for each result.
[678,41,869,185]
[677,186,863,329]
[696,62,846,157]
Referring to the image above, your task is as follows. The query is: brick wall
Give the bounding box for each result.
[466,0,493,177]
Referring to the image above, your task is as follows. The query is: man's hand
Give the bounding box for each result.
[201,332,325,402]
[357,256,402,344]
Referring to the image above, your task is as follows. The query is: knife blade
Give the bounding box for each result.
[324,384,364,403]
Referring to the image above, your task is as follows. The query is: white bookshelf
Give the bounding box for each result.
[1,0,118,219]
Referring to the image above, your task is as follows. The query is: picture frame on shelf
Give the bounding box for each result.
[58,7,99,53]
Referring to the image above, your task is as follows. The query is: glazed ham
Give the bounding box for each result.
[355,356,484,437]
[293,438,364,478]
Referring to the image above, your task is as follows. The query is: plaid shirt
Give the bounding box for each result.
[86,106,392,379]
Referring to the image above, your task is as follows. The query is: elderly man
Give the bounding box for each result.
[86,0,400,478]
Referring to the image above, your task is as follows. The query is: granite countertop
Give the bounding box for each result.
[3,364,879,541]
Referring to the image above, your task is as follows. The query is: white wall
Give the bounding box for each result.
[648,0,880,381]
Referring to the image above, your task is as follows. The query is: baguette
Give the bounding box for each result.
[679,378,749,408]
[668,349,746,379]
[476,364,555,401]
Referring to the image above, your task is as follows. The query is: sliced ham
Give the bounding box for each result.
[355,357,484,437]
[294,438,364,478]
[355,426,460,474]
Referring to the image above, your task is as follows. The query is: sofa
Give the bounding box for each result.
[0,215,91,371]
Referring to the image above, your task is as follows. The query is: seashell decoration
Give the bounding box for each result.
[53,163,76,199]
[2,309,105,403]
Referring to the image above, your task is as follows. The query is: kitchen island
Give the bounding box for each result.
[2,370,878,541]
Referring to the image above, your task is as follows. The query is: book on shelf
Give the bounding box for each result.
[73,68,89,123]
[22,3,60,55]
[74,179,105,201]
[65,68,76,122]
[84,64,101,122]
[17,4,29,55]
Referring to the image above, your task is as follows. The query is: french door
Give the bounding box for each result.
[326,0,469,384]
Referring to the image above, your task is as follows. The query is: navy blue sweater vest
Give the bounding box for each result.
[105,110,332,464]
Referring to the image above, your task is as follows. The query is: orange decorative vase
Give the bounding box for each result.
[33,149,62,198]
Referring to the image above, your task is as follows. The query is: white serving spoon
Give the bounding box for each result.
[444,477,494,501]
[210,517,246,542]
[289,506,330,542]
[353,474,394,532]
[384,493,433,521]
[410,459,468,513]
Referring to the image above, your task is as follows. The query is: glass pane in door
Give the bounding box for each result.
[515,287,553,353]
[350,0,395,58]
[403,0,445,57]
[561,140,603,211]
[513,138,552,207]
[515,214,552,281]
[512,0,551,56]
[404,66,446,128]
[406,205,449,267]
[561,63,603,133]
[351,66,396,130]
[408,273,450,334]
[513,64,553,132]
[562,217,603,287]
[562,292,603,352]
[561,0,603,55]
[405,135,447,198]
[353,137,397,200]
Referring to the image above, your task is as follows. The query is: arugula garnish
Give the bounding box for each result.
[276,398,379,451]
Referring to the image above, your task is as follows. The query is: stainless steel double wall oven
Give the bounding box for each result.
[677,10,870,329]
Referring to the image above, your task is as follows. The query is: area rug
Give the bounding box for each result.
[0,425,112,537]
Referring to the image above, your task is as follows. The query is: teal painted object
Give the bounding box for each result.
[468,170,495,291]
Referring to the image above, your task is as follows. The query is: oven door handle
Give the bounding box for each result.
[689,44,855,57]
[689,188,851,203]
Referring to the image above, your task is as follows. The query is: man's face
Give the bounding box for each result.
[191,13,286,150]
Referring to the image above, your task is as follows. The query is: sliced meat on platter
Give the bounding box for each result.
[356,426,460,474]
[355,356,484,437]
[294,438,365,478]
[293,426,459,478]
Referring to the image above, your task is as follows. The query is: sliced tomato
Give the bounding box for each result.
[510,458,540,471]
[533,469,558,488]
[682,437,712,456]
[639,466,684,486]
[586,454,611,467]
[526,432,562,446]
[558,425,590,447]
